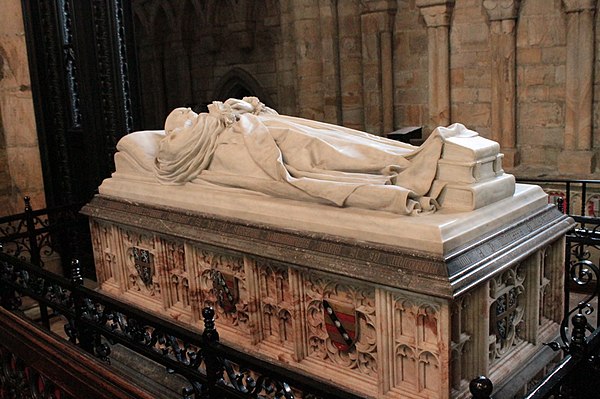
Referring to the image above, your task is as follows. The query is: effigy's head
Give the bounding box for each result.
[165,107,198,135]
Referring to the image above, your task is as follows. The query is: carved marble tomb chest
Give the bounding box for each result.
[81,179,574,399]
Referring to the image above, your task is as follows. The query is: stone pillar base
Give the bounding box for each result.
[558,150,596,175]
[501,148,520,169]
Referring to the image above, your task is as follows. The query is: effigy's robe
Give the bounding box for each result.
[84,99,574,398]
[118,98,514,215]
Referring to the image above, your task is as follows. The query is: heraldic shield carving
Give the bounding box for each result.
[132,247,154,288]
[212,270,239,313]
[323,299,358,352]
[491,287,519,341]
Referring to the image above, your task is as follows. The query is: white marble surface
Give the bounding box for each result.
[116,98,515,215]
[99,175,547,255]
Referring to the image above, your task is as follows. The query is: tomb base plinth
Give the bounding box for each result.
[82,184,573,399]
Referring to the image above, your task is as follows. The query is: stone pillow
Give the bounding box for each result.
[116,130,165,170]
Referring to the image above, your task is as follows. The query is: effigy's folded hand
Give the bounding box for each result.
[208,101,237,127]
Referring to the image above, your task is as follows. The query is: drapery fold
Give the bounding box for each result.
[153,97,476,215]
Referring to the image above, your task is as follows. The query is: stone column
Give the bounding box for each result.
[360,0,397,135]
[416,0,454,132]
[559,0,596,174]
[277,0,299,115]
[337,0,364,130]
[319,0,342,125]
[291,0,325,121]
[484,0,521,169]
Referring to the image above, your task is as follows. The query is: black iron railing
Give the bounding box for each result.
[0,197,91,278]
[517,178,600,217]
[0,249,363,399]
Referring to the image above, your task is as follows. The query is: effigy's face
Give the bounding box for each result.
[165,107,197,134]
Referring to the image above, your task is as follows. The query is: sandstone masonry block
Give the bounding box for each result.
[453,0,486,22]
[452,87,491,103]
[451,69,465,86]
[518,16,566,47]
[0,1,24,35]
[452,22,489,47]
[1,90,37,148]
[519,127,564,146]
[452,103,491,127]
[408,31,428,54]
[554,65,566,84]
[517,48,542,65]
[0,37,32,89]
[521,0,563,16]
[451,51,480,68]
[519,102,564,128]
[6,146,44,193]
[463,66,491,87]
[541,47,566,64]
[520,65,560,86]
[395,87,428,104]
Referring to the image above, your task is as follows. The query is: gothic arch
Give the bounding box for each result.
[213,68,274,107]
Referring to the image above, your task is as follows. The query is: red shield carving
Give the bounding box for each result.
[323,299,357,352]
[212,270,239,313]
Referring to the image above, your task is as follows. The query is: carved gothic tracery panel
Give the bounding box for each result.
[257,261,294,349]
[160,239,193,322]
[392,294,442,395]
[450,294,472,392]
[489,265,525,364]
[90,220,117,288]
[194,249,250,334]
[303,272,377,378]
[121,228,161,301]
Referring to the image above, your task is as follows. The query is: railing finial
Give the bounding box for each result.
[556,196,565,214]
[470,375,493,398]
[71,259,83,286]
[202,306,219,342]
[570,313,588,357]
[23,196,31,212]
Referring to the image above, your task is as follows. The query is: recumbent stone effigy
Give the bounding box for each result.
[83,97,573,398]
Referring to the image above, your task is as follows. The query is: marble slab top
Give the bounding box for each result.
[99,176,549,256]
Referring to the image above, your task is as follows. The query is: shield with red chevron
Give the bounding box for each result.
[323,299,358,352]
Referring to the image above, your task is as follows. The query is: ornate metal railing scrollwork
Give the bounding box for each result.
[0,197,91,279]
[200,306,295,399]
[561,215,600,335]
[548,258,600,352]
[0,250,362,399]
[469,312,600,398]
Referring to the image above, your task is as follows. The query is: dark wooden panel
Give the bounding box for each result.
[21,0,140,207]
[0,306,154,399]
